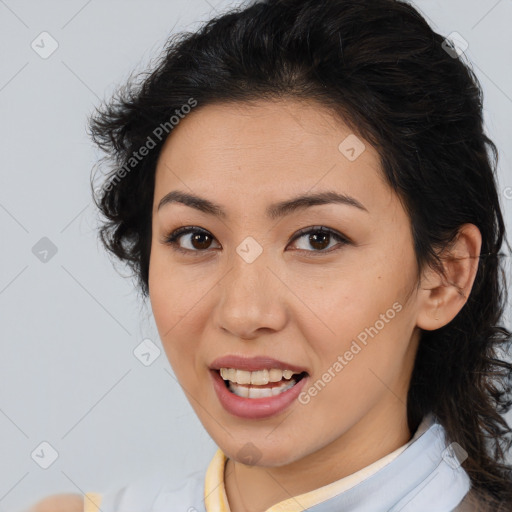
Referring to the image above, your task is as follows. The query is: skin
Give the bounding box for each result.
[148,99,481,512]
[30,98,481,511]
[28,494,82,511]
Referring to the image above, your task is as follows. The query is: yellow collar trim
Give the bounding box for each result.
[204,448,231,512]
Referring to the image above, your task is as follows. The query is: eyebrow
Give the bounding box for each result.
[156,190,368,220]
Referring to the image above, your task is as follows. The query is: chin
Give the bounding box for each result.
[220,438,306,468]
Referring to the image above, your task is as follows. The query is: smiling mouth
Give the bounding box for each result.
[217,369,308,399]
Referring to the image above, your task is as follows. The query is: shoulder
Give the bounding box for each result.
[100,468,206,511]
[27,494,83,512]
[26,469,206,512]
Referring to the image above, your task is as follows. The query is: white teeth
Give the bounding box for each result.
[268,369,283,382]
[219,367,301,385]
[218,367,304,399]
[249,386,268,398]
[229,378,297,398]
[233,384,249,398]
[224,369,236,381]
[236,369,251,384]
[250,369,269,385]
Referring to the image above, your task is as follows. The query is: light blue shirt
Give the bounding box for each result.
[97,414,472,511]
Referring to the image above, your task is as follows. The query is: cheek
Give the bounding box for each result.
[294,242,416,385]
[149,242,210,323]
[148,249,205,368]
[297,258,410,348]
[296,296,412,429]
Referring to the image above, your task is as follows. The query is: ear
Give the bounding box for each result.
[416,224,482,331]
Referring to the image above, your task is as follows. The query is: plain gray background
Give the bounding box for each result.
[1,0,511,510]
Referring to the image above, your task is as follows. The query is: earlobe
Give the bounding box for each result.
[416,224,482,331]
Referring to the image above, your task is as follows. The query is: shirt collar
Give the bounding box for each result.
[204,414,436,512]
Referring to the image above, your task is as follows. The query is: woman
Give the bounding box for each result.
[30,0,512,510]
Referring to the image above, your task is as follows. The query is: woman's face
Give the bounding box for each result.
[148,99,424,467]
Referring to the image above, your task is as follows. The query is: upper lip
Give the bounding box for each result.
[209,355,309,374]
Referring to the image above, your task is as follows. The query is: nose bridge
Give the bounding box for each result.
[214,234,286,337]
[227,234,274,300]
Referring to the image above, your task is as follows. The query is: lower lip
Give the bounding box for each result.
[210,369,309,420]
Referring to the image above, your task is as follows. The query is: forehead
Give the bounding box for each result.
[158,98,366,160]
[153,99,391,212]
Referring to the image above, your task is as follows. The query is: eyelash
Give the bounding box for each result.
[161,225,351,257]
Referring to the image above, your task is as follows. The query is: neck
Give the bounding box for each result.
[224,405,413,512]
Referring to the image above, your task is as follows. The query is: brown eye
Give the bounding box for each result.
[162,227,220,255]
[162,225,350,257]
[289,226,350,254]
[189,232,213,250]
[307,231,330,251]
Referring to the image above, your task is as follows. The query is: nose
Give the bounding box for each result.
[212,248,288,340]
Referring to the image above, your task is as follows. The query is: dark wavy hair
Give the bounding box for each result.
[87,0,512,508]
